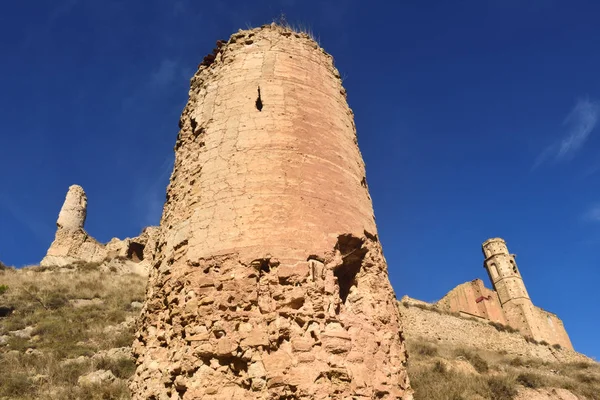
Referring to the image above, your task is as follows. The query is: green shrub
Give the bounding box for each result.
[552,343,562,350]
[539,340,549,346]
[0,284,8,296]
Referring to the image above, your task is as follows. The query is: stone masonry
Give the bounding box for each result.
[41,185,106,268]
[41,185,159,275]
[399,297,590,364]
[131,24,412,399]
[433,238,572,350]
[482,238,572,350]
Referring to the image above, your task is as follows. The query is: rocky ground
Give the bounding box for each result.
[406,337,600,399]
[0,262,146,400]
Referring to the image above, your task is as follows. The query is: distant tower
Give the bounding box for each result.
[482,238,539,338]
[131,24,412,399]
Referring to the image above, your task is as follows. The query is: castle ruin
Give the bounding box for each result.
[435,238,572,350]
[41,184,158,275]
[131,24,412,399]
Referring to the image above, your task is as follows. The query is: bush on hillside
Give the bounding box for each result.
[454,348,489,373]
[409,341,439,357]
[489,321,519,334]
[516,372,546,388]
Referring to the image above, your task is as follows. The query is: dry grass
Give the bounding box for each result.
[0,265,147,400]
[272,13,319,44]
[407,338,600,400]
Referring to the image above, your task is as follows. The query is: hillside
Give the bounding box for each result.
[0,262,146,400]
[406,338,600,400]
[401,301,600,399]
[1,261,599,400]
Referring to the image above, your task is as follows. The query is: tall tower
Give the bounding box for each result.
[131,25,412,399]
[482,238,540,339]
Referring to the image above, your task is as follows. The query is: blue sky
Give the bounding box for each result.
[1,1,599,359]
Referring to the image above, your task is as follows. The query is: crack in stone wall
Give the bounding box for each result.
[131,24,411,399]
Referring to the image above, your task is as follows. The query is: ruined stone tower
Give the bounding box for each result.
[482,238,572,349]
[56,185,87,230]
[482,238,537,338]
[40,185,160,274]
[131,24,412,399]
[41,185,106,267]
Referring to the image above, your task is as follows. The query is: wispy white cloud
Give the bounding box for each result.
[533,98,600,169]
[583,204,600,223]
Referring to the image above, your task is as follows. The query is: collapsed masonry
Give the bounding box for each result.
[131,24,412,399]
[41,184,159,275]
[406,238,572,350]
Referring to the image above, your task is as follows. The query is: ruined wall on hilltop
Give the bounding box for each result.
[399,297,590,364]
[41,185,107,267]
[41,185,159,275]
[436,279,507,324]
[482,238,573,350]
[131,24,412,400]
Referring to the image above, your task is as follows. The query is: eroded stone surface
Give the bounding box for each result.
[56,185,87,231]
[131,24,412,399]
[400,297,592,364]
[431,238,573,350]
[40,186,159,275]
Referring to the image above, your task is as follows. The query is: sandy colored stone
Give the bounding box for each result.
[77,369,116,386]
[422,238,573,351]
[40,185,159,275]
[399,298,593,364]
[56,185,87,230]
[482,238,572,350]
[514,388,580,400]
[131,24,412,399]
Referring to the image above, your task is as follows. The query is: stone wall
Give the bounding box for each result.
[434,238,574,351]
[436,279,507,324]
[41,185,159,275]
[534,307,573,350]
[131,24,412,400]
[400,297,590,364]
